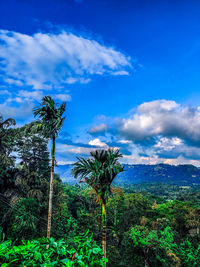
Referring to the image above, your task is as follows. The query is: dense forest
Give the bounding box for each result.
[0,97,200,266]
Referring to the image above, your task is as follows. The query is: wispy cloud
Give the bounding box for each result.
[0,90,11,96]
[89,123,108,135]
[0,102,34,120]
[18,90,44,101]
[53,93,71,101]
[0,29,131,90]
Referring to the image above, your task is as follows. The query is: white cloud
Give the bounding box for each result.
[89,138,107,147]
[154,137,182,151]
[4,78,23,86]
[88,99,200,165]
[18,90,44,101]
[53,94,71,101]
[57,160,75,165]
[0,29,131,90]
[118,100,200,145]
[15,90,71,103]
[118,139,132,144]
[68,147,93,154]
[111,70,129,76]
[65,77,78,84]
[57,143,96,155]
[163,156,200,166]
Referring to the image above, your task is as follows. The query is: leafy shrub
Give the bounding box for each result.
[0,231,107,266]
[4,198,41,242]
[175,239,200,267]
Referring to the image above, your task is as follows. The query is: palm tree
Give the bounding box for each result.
[33,96,66,239]
[72,149,124,262]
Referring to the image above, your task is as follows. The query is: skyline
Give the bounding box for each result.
[1,0,200,165]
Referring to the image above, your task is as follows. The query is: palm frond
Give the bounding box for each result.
[33,96,66,139]
[72,148,124,203]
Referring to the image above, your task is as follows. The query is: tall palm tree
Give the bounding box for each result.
[72,149,124,261]
[33,96,66,238]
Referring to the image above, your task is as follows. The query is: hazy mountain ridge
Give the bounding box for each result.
[56,163,200,185]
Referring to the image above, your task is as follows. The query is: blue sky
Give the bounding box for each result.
[1,0,200,165]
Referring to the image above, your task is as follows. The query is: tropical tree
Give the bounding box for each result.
[0,115,16,160]
[72,149,124,261]
[0,115,16,132]
[33,96,66,238]
[130,225,181,267]
[0,115,16,193]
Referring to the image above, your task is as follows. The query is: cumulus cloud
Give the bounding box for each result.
[154,137,183,151]
[155,139,200,160]
[88,99,200,165]
[117,100,200,146]
[88,138,108,147]
[55,135,123,161]
[0,29,131,90]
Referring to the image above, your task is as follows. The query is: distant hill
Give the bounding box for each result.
[56,163,200,185]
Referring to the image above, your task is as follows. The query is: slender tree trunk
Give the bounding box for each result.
[143,248,149,267]
[102,201,107,265]
[47,136,55,239]
[114,201,117,226]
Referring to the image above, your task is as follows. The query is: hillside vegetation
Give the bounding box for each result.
[0,98,200,266]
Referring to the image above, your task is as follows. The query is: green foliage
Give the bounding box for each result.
[16,126,50,182]
[0,116,17,193]
[51,208,77,241]
[175,239,200,266]
[5,198,41,241]
[130,226,181,266]
[33,95,66,140]
[0,231,107,266]
[72,149,124,203]
[1,110,200,267]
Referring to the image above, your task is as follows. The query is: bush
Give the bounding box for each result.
[0,231,107,266]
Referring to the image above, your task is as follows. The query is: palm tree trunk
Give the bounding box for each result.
[47,136,55,239]
[102,201,107,264]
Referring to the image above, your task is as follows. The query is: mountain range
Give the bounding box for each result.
[56,163,200,186]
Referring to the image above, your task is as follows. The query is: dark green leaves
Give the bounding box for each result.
[33,95,66,139]
[72,149,124,203]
